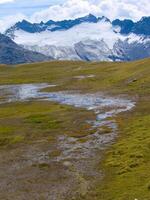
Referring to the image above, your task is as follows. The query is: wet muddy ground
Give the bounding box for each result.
[0,84,135,200]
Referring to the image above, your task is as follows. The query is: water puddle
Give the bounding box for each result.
[74,75,95,79]
[0,83,135,161]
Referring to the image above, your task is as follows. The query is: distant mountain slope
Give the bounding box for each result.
[0,34,51,65]
[5,14,109,38]
[4,14,150,62]
[112,16,150,35]
[5,15,150,36]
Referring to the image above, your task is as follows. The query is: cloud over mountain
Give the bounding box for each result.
[0,0,149,33]
[31,0,150,22]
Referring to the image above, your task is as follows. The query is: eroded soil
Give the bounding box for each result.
[0,84,135,200]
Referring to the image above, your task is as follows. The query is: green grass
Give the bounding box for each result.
[90,101,150,200]
[0,58,150,199]
[0,59,149,95]
[0,101,95,147]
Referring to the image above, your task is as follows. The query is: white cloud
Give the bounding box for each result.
[0,0,14,3]
[0,13,26,32]
[31,0,150,22]
[31,0,99,22]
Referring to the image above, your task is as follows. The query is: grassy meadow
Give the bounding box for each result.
[0,58,149,199]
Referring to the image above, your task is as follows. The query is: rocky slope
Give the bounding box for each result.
[0,33,51,65]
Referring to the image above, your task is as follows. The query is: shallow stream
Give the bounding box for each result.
[0,83,135,198]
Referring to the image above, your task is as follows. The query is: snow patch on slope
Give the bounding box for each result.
[14,21,125,48]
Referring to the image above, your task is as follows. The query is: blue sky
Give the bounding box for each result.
[0,0,64,17]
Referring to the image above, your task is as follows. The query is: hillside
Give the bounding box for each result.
[0,58,149,95]
[0,59,149,200]
[0,33,51,65]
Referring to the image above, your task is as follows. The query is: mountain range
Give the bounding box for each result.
[1,14,150,64]
[5,14,150,36]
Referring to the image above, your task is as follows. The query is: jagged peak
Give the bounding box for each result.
[18,19,31,25]
[81,13,97,19]
[138,16,150,24]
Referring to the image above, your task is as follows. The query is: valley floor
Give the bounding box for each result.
[0,59,149,199]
